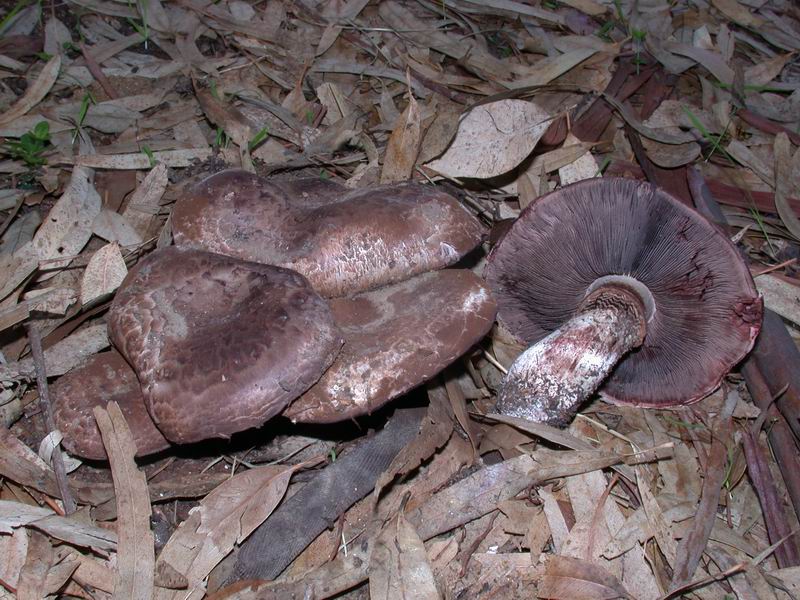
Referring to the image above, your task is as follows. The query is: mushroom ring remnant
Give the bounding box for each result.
[485,177,763,425]
[172,169,485,297]
[107,246,342,444]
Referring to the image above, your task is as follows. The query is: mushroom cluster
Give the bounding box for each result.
[53,171,496,459]
[485,177,762,425]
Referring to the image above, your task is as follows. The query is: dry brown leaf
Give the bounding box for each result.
[640,103,702,168]
[370,511,441,600]
[92,209,144,247]
[0,55,61,126]
[282,72,314,120]
[558,135,599,184]
[509,48,597,89]
[726,140,774,186]
[0,245,47,304]
[31,165,101,273]
[773,132,800,241]
[311,59,428,97]
[70,552,116,594]
[538,555,635,600]
[80,242,128,306]
[1,210,39,256]
[378,1,513,81]
[765,566,800,596]
[94,402,154,600]
[316,82,351,125]
[459,0,564,25]
[711,0,764,28]
[16,530,54,600]
[0,114,68,138]
[558,0,605,15]
[602,95,697,145]
[744,53,793,87]
[754,274,800,326]
[121,163,168,239]
[0,323,109,381]
[22,287,77,315]
[664,42,734,85]
[316,23,343,56]
[71,148,212,169]
[0,527,28,591]
[426,100,552,179]
[485,413,596,452]
[45,557,80,596]
[636,467,678,566]
[154,464,294,599]
[68,0,137,18]
[374,385,452,500]
[52,100,141,134]
[195,86,253,150]
[380,86,421,184]
[502,142,592,194]
[0,500,117,551]
[44,17,72,57]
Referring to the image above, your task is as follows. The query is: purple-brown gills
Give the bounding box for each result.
[53,173,496,458]
[485,177,762,425]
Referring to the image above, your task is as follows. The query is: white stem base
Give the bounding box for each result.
[496,303,644,425]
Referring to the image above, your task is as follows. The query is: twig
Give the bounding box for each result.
[742,359,800,537]
[742,423,800,567]
[752,258,797,277]
[27,324,77,514]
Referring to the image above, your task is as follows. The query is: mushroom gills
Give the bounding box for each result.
[497,280,648,425]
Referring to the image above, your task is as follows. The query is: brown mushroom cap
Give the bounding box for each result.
[171,170,485,297]
[52,350,169,460]
[108,247,342,444]
[284,269,497,423]
[485,177,762,408]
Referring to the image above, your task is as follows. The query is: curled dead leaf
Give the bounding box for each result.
[425,100,552,179]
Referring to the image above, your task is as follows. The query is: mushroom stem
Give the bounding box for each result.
[496,285,647,425]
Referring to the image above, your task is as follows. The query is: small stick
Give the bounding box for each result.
[752,258,797,277]
[27,325,77,514]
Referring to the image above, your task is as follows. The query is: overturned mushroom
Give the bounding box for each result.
[285,269,497,423]
[107,246,342,444]
[171,170,485,297]
[485,177,762,425]
[52,350,169,460]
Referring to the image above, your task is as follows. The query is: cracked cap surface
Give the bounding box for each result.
[108,247,342,444]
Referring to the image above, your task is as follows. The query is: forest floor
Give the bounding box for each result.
[1,0,800,598]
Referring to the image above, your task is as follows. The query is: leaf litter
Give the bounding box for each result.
[0,0,800,598]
